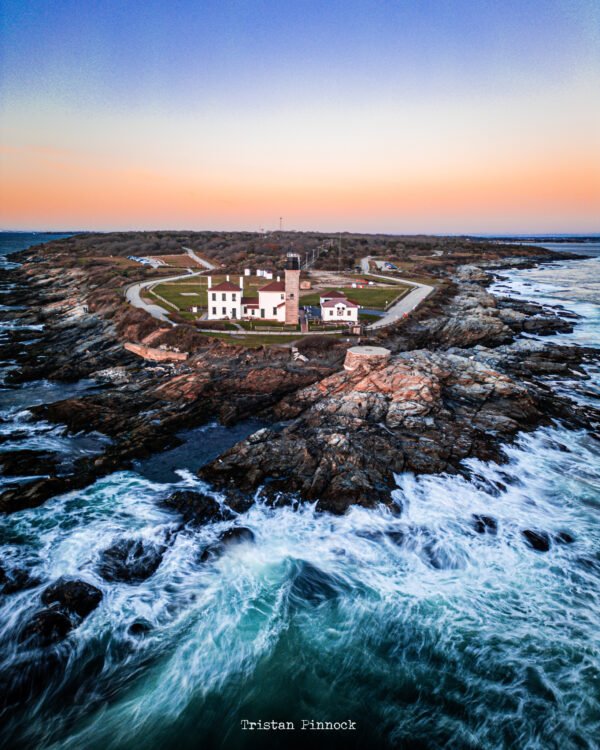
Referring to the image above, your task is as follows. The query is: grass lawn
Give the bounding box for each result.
[152,282,208,309]
[197,332,301,347]
[300,285,409,309]
[359,312,382,323]
[152,275,269,312]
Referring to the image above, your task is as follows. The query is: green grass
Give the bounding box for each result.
[197,332,300,347]
[152,282,207,309]
[359,312,382,323]
[237,320,300,331]
[152,275,270,312]
[300,285,409,310]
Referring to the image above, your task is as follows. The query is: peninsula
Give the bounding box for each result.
[1,231,595,517]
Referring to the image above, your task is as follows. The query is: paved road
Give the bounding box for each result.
[126,248,217,325]
[181,247,218,270]
[360,256,434,329]
[126,270,206,325]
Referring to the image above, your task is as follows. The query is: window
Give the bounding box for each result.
[232,294,236,301]
[289,293,294,299]
[281,294,284,300]
[212,307,216,315]
[273,307,277,316]
[211,292,216,301]
[337,308,343,316]
[260,308,265,318]
[329,309,334,316]
[222,307,226,315]
[222,293,226,301]
[243,307,247,315]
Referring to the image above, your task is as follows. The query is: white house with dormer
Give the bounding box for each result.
[319,290,359,323]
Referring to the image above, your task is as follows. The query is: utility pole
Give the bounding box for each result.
[338,232,342,272]
[279,217,283,232]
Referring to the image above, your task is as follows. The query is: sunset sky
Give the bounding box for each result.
[1,0,599,234]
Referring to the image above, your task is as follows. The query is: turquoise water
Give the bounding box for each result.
[0,236,599,749]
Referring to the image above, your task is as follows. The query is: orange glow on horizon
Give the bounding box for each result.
[1,144,598,233]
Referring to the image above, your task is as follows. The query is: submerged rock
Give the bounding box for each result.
[162,489,231,526]
[385,529,407,546]
[471,514,498,535]
[41,578,103,618]
[19,609,74,647]
[522,529,551,552]
[0,564,41,595]
[289,560,345,606]
[128,619,152,637]
[555,531,575,545]
[98,538,166,583]
[199,526,255,562]
[220,526,255,545]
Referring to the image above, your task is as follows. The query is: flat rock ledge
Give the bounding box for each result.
[344,346,391,372]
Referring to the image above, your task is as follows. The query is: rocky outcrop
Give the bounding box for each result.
[1,234,593,521]
[200,350,546,513]
[381,274,575,351]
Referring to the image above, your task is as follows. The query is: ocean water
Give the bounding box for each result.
[0,235,599,749]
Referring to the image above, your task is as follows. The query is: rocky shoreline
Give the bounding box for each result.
[1,238,597,519]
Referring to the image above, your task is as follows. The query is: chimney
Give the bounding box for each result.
[226,274,230,282]
[207,276,212,289]
[277,275,280,282]
[239,276,244,289]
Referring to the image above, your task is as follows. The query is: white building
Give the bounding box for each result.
[244,280,286,322]
[320,290,349,305]
[320,292,359,323]
[207,277,244,320]
[205,274,292,323]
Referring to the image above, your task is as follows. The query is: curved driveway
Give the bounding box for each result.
[360,256,434,329]
[125,249,216,326]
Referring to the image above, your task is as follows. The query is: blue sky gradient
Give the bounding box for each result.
[1,0,599,231]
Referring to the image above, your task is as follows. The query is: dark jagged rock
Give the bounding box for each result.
[41,578,103,618]
[98,538,166,583]
[522,529,551,552]
[19,609,74,647]
[0,564,41,595]
[471,514,498,535]
[162,490,231,525]
[0,449,60,477]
